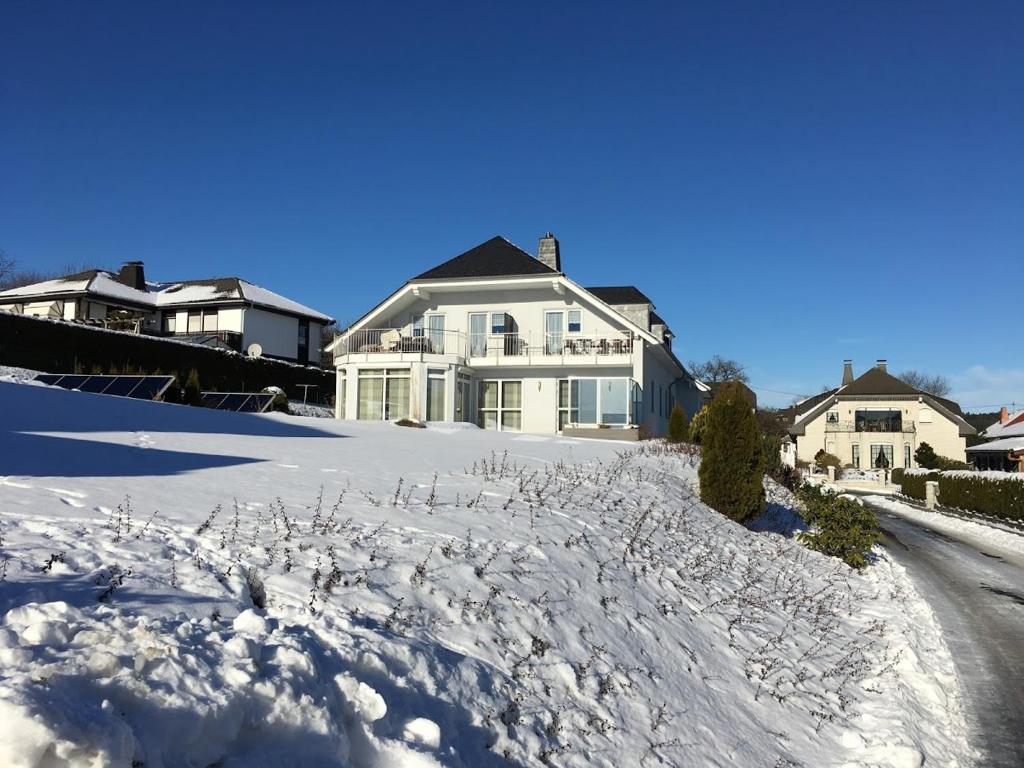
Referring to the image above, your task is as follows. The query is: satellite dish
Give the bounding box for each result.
[247,343,263,358]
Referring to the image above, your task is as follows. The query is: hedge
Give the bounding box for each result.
[0,312,336,405]
[897,469,1024,520]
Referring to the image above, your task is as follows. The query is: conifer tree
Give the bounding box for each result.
[667,404,689,443]
[698,382,766,523]
[183,368,202,407]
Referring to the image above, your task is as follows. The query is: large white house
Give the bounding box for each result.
[327,233,707,438]
[0,261,333,364]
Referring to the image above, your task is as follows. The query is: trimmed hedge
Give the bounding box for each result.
[898,470,1024,520]
[0,312,335,405]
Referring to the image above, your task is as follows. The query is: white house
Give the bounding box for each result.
[788,360,976,469]
[327,233,708,438]
[0,262,333,364]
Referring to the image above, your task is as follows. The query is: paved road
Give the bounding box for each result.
[862,497,1024,767]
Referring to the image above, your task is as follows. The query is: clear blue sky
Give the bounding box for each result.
[2,2,1022,409]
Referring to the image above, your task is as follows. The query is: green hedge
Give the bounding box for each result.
[898,471,1024,520]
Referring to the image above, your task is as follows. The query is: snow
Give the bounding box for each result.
[905,467,1024,483]
[238,280,334,322]
[966,436,1024,452]
[0,276,92,298]
[0,378,973,766]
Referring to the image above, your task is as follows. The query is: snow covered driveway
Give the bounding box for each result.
[864,495,1024,766]
[0,379,973,767]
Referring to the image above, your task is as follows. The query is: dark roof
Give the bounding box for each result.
[650,311,667,326]
[839,367,919,397]
[585,286,653,305]
[413,236,557,280]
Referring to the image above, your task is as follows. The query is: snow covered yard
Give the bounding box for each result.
[0,378,972,767]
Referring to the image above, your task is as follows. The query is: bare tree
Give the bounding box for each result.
[0,250,13,289]
[898,370,951,397]
[688,355,749,384]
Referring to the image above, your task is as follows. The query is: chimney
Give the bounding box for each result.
[538,232,561,272]
[876,359,887,373]
[117,261,146,290]
[1001,406,1010,424]
[842,360,854,386]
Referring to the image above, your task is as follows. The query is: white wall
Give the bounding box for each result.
[242,307,299,360]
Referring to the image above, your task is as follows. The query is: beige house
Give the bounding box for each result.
[788,360,975,469]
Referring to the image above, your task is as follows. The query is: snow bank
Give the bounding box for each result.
[0,381,973,766]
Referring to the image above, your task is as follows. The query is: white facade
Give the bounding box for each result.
[330,240,706,437]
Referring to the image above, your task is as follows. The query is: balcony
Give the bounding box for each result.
[825,420,916,434]
[334,328,467,364]
[468,332,634,367]
[333,329,636,367]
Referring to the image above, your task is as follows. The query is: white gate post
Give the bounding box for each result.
[925,481,939,510]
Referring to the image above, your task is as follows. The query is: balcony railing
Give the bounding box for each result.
[468,332,634,359]
[825,421,916,434]
[334,329,636,364]
[335,328,466,357]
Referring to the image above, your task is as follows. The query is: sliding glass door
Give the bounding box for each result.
[357,368,410,421]
[544,311,564,355]
[469,313,487,356]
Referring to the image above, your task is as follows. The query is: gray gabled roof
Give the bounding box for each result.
[585,286,653,305]
[788,366,975,437]
[413,236,557,280]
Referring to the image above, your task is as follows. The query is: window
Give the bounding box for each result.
[855,410,902,433]
[469,313,487,356]
[851,444,860,469]
[187,310,201,333]
[826,411,840,424]
[357,368,410,421]
[477,380,521,431]
[297,318,309,360]
[904,444,912,469]
[870,444,894,469]
[427,369,446,422]
[163,313,176,333]
[491,313,507,335]
[337,371,346,419]
[455,372,472,422]
[557,379,578,431]
[544,311,564,355]
[203,310,219,333]
[412,315,424,337]
[567,310,582,333]
[567,378,634,427]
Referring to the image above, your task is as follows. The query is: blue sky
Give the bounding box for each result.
[2,2,1022,409]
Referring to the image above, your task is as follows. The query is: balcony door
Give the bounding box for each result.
[545,311,564,355]
[469,313,487,356]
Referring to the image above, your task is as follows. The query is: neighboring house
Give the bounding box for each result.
[967,407,1024,472]
[0,261,333,364]
[326,233,707,437]
[788,359,975,469]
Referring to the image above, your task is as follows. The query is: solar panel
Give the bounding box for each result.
[78,377,113,394]
[200,392,276,413]
[33,374,175,402]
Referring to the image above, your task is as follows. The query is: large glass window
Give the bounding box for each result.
[870,444,894,469]
[904,444,912,469]
[427,370,446,421]
[357,368,410,421]
[187,310,201,334]
[851,444,860,469]
[601,379,629,424]
[163,313,177,333]
[455,373,472,421]
[568,378,634,427]
[477,380,521,431]
[856,410,903,433]
[202,310,218,332]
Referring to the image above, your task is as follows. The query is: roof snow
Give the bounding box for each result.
[0,270,332,322]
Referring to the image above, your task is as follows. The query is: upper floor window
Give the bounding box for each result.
[826,411,840,423]
[567,310,582,333]
[491,313,507,335]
